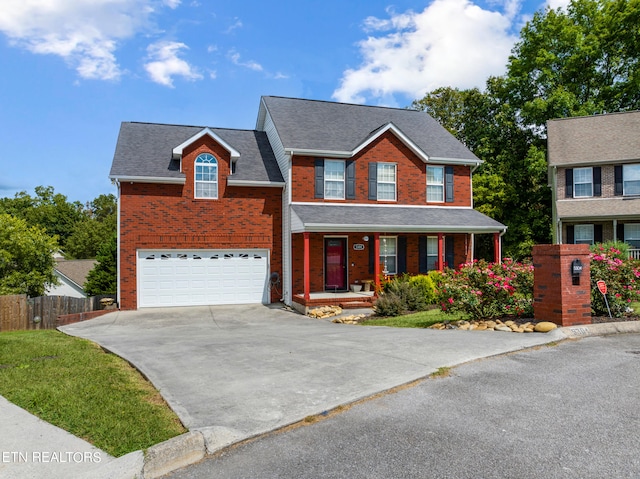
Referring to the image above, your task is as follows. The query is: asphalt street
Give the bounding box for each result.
[165,333,640,479]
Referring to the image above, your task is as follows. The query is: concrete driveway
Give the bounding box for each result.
[60,304,565,447]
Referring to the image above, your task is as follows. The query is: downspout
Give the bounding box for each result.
[115,180,121,308]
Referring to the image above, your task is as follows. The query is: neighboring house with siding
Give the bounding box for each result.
[109,96,506,311]
[547,110,640,258]
[47,259,97,298]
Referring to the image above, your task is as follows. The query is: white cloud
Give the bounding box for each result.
[163,0,181,8]
[0,0,162,80]
[224,18,243,34]
[333,0,520,104]
[144,41,203,87]
[228,50,263,71]
[546,0,571,9]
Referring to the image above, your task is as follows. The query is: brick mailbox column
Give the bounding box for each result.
[532,244,591,327]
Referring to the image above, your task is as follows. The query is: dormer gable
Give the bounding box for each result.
[172,128,241,172]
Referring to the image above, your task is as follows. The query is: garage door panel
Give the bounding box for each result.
[138,249,269,308]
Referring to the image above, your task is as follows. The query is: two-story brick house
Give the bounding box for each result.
[110,96,506,310]
[548,111,640,258]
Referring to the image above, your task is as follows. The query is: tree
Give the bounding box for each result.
[412,0,640,258]
[0,213,59,296]
[84,233,117,296]
[65,194,117,259]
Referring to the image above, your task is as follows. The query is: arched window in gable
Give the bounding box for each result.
[195,153,218,199]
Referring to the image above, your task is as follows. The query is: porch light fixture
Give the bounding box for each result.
[363,236,369,241]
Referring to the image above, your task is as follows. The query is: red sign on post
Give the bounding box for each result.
[597,280,607,295]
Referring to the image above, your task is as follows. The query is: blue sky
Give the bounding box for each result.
[0,0,566,204]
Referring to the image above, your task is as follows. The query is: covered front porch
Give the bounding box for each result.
[288,204,507,312]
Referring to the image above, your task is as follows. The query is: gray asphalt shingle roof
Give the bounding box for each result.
[261,96,480,161]
[291,204,505,233]
[110,122,283,184]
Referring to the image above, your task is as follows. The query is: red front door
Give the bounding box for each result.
[325,238,347,291]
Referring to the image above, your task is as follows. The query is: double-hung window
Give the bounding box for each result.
[623,165,640,196]
[427,166,444,202]
[574,224,594,245]
[195,153,218,199]
[427,236,439,270]
[377,163,396,201]
[573,167,593,197]
[324,160,345,199]
[380,236,397,275]
[624,224,640,249]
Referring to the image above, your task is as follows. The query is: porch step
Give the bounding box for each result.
[339,300,374,309]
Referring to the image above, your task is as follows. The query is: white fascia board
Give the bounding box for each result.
[291,223,506,234]
[291,201,472,210]
[109,175,186,185]
[353,123,430,162]
[428,156,483,167]
[284,147,352,158]
[172,128,241,160]
[227,179,285,188]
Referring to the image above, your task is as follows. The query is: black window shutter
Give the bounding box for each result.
[368,163,378,200]
[594,224,603,243]
[615,165,623,195]
[418,236,428,273]
[445,236,455,268]
[617,223,625,242]
[566,225,575,244]
[314,159,324,199]
[346,160,356,199]
[368,238,375,274]
[565,168,573,198]
[593,167,601,196]
[445,166,454,203]
[397,236,407,274]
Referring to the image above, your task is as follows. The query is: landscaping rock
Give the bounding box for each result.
[308,306,342,319]
[534,321,558,332]
[332,314,367,324]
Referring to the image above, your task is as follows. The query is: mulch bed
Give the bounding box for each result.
[591,314,640,324]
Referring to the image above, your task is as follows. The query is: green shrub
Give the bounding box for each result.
[373,293,405,317]
[436,258,534,319]
[408,274,437,305]
[589,242,640,317]
[374,274,436,316]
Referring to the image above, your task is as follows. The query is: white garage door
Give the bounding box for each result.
[137,250,269,308]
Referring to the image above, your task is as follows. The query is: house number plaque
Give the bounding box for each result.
[353,244,365,250]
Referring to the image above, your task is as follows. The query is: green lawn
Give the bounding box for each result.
[361,307,467,328]
[0,330,186,457]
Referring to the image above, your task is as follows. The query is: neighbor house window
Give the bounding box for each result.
[624,224,640,249]
[380,236,397,275]
[574,224,594,245]
[324,160,345,199]
[195,153,218,199]
[573,167,593,197]
[427,166,444,202]
[623,164,640,196]
[377,163,396,201]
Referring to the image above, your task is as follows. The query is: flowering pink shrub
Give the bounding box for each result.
[436,258,534,319]
[590,243,640,317]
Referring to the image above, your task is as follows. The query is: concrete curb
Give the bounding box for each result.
[557,320,640,339]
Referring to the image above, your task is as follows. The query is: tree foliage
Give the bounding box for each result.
[84,233,117,296]
[412,0,640,258]
[0,214,59,296]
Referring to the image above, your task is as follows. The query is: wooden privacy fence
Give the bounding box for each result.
[0,294,116,332]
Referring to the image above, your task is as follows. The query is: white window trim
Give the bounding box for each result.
[324,160,345,200]
[377,163,397,202]
[427,165,444,203]
[194,153,218,199]
[426,236,438,270]
[574,224,594,245]
[573,167,593,198]
[623,164,640,196]
[380,236,397,275]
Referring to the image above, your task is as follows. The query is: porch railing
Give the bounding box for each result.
[629,249,640,261]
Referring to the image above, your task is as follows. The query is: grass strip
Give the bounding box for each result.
[361,308,467,328]
[0,330,186,457]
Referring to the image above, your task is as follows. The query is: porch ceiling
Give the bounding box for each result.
[290,204,506,234]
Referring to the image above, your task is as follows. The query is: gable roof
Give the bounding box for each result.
[547,110,640,167]
[258,96,481,164]
[54,259,97,290]
[110,122,284,185]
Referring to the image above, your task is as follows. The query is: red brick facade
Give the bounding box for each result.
[532,244,591,326]
[291,132,472,206]
[291,232,472,294]
[118,136,282,309]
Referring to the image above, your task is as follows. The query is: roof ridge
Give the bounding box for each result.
[262,95,423,114]
[125,121,260,133]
